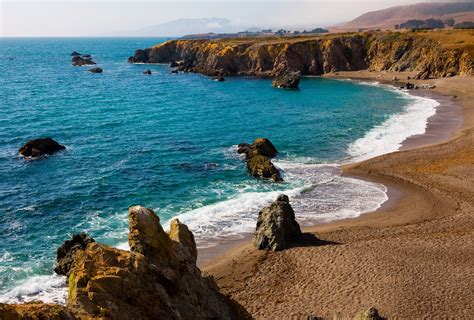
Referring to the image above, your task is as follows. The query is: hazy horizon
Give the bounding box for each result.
[0,0,467,37]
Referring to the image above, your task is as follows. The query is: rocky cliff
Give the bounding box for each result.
[1,206,249,320]
[128,30,473,78]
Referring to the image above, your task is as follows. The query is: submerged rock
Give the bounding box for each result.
[212,75,225,82]
[254,195,302,251]
[87,67,103,73]
[272,71,301,89]
[65,205,250,319]
[55,232,95,276]
[19,137,65,158]
[71,55,96,66]
[143,69,152,75]
[238,138,282,182]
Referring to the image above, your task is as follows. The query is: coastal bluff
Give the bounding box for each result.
[128,30,473,79]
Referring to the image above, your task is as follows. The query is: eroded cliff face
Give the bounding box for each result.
[128,31,473,78]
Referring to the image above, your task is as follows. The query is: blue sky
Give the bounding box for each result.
[0,0,444,36]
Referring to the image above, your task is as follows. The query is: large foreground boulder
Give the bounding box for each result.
[272,71,301,89]
[55,232,95,276]
[238,138,282,182]
[66,206,249,319]
[254,195,302,251]
[19,137,65,157]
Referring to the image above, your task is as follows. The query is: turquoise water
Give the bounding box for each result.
[0,38,438,303]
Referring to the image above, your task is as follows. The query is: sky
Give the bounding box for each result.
[0,0,461,36]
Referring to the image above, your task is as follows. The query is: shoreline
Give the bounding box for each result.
[202,72,474,318]
[197,73,464,266]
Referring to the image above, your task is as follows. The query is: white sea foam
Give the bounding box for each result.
[347,87,439,162]
[0,274,67,305]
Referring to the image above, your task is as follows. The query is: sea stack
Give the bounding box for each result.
[254,194,302,251]
[272,71,301,89]
[19,138,65,158]
[237,138,282,182]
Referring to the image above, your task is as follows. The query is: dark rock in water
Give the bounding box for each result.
[128,49,150,63]
[71,55,96,66]
[143,69,152,75]
[247,155,282,182]
[88,67,103,73]
[55,232,95,276]
[171,69,179,74]
[272,70,301,89]
[71,51,81,56]
[212,75,225,82]
[254,195,302,251]
[170,60,179,68]
[82,54,92,58]
[238,138,281,182]
[355,307,383,320]
[19,138,65,158]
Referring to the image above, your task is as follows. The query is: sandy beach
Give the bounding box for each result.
[201,72,474,319]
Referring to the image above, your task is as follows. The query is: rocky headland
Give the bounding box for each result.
[128,30,473,79]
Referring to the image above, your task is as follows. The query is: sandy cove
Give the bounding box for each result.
[202,72,474,319]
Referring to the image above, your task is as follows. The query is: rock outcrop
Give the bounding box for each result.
[143,69,152,75]
[254,194,302,251]
[128,31,473,79]
[19,137,65,158]
[272,71,301,89]
[87,67,103,73]
[71,55,96,66]
[71,51,81,56]
[238,138,282,182]
[55,232,95,276]
[65,205,249,319]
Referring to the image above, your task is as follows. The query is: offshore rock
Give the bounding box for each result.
[19,137,65,157]
[238,138,282,182]
[272,71,301,89]
[0,302,76,319]
[71,55,96,66]
[55,232,95,276]
[143,69,152,75]
[70,51,81,56]
[65,205,250,319]
[87,67,103,73]
[254,195,302,251]
[128,49,150,63]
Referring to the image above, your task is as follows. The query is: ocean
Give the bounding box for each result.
[0,37,439,304]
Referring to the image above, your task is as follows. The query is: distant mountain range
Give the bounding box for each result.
[107,17,246,37]
[333,2,474,31]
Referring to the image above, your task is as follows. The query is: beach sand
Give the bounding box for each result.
[201,72,474,319]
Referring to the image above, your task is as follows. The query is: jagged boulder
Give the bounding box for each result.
[238,138,281,182]
[71,55,96,66]
[87,67,103,73]
[272,71,302,89]
[168,218,197,264]
[55,232,95,276]
[66,206,249,319]
[254,195,302,251]
[19,137,65,157]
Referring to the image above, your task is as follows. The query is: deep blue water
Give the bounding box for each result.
[0,37,433,303]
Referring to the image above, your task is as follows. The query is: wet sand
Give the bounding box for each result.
[201,72,474,319]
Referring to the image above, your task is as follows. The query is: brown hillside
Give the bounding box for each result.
[334,2,474,31]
